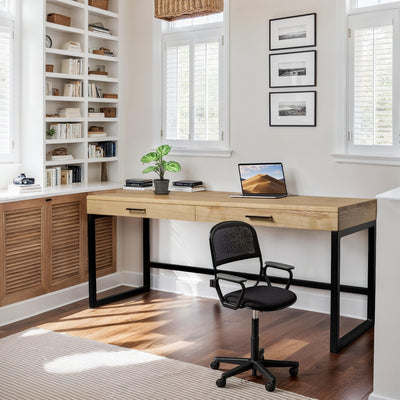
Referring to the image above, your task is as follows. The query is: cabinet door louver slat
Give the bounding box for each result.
[50,202,82,286]
[4,207,44,299]
[95,217,115,274]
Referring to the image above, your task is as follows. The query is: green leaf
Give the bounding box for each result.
[156,145,171,157]
[143,166,159,174]
[165,161,181,172]
[141,152,159,163]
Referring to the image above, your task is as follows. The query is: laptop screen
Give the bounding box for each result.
[238,163,287,196]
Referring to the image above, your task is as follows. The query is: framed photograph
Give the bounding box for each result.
[269,13,316,51]
[269,50,316,88]
[269,91,316,127]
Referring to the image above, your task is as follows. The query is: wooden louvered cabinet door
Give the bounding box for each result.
[0,199,46,306]
[45,194,85,292]
[93,216,116,278]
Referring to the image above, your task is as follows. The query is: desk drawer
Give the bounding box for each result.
[88,199,196,221]
[196,206,338,231]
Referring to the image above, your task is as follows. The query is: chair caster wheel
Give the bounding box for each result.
[265,381,276,392]
[210,360,220,370]
[216,378,226,388]
[289,367,299,377]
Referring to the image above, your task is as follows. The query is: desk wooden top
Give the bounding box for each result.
[87,190,376,232]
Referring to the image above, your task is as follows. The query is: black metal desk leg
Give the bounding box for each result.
[330,231,341,353]
[88,214,97,309]
[143,218,150,290]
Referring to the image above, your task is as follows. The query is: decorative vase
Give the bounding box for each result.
[154,179,170,195]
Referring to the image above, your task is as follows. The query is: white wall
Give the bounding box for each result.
[120,0,400,318]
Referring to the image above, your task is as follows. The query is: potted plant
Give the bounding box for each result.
[141,145,181,194]
[46,127,56,137]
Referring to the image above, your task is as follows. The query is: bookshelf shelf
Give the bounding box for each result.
[88,5,118,19]
[46,48,85,58]
[47,0,85,9]
[46,22,85,35]
[46,72,85,80]
[87,31,119,41]
[88,54,118,62]
[46,159,85,167]
[46,96,85,102]
[88,157,119,163]
[42,0,120,188]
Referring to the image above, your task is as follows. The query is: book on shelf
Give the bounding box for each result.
[58,108,81,118]
[63,81,83,97]
[170,185,206,192]
[88,132,107,138]
[48,123,82,139]
[61,58,83,75]
[8,184,43,193]
[123,185,154,191]
[46,166,81,187]
[88,112,105,118]
[88,83,103,98]
[125,178,153,186]
[88,141,116,158]
[51,154,74,161]
[173,180,203,187]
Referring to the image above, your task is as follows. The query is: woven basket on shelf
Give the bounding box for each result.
[154,0,224,21]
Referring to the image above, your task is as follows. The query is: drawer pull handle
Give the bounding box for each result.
[126,208,146,214]
[245,215,274,222]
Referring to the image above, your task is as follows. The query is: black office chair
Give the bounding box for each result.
[209,221,299,392]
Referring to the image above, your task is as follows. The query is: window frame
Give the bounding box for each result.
[333,0,400,165]
[153,4,230,158]
[0,0,20,164]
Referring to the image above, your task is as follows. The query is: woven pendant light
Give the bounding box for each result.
[154,0,224,22]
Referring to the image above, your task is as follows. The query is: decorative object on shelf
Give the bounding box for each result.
[92,47,114,57]
[100,107,116,118]
[46,127,56,137]
[13,173,35,185]
[53,88,60,96]
[89,22,111,35]
[101,162,108,182]
[46,64,54,72]
[269,91,316,127]
[47,13,71,27]
[269,13,316,51]
[140,145,181,195]
[62,41,82,52]
[154,0,224,21]
[88,70,108,75]
[269,50,316,88]
[103,94,118,99]
[89,0,109,10]
[46,34,52,48]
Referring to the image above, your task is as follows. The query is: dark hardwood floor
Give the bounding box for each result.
[0,290,373,400]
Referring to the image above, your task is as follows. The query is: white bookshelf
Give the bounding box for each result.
[43,0,120,188]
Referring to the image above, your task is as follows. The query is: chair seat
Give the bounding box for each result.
[224,285,297,311]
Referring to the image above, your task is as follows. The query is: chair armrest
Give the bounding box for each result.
[209,273,247,310]
[263,261,295,290]
[216,273,247,284]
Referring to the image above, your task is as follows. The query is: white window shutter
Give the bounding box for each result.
[0,19,12,155]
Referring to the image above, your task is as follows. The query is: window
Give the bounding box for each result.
[0,0,18,163]
[158,10,229,155]
[345,1,400,159]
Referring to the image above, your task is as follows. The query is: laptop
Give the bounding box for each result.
[231,162,288,199]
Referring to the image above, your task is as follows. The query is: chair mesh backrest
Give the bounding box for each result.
[210,221,262,268]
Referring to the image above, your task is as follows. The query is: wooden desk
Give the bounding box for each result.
[87,190,377,353]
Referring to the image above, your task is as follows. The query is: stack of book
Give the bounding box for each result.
[123,179,153,191]
[61,58,84,75]
[58,108,81,118]
[8,183,43,194]
[51,154,74,162]
[171,180,206,192]
[88,112,105,119]
[63,81,83,97]
[88,24,111,35]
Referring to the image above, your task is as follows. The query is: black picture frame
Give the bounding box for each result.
[269,91,316,127]
[269,13,317,51]
[269,50,316,88]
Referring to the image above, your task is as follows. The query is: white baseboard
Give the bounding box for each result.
[0,269,368,327]
[0,273,122,327]
[369,393,398,400]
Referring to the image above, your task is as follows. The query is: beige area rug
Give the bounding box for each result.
[0,329,317,400]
